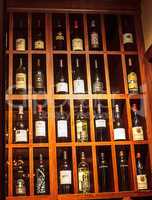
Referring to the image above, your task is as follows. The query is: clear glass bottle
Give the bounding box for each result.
[78,151,90,193]
[76,103,88,142]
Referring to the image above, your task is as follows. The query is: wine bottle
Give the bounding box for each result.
[76,103,88,142]
[90,19,99,50]
[136,152,148,190]
[35,153,46,194]
[78,151,90,193]
[15,159,26,196]
[127,57,138,94]
[72,19,83,51]
[94,101,107,141]
[56,104,68,142]
[33,58,45,94]
[35,104,46,142]
[118,150,129,191]
[93,59,103,94]
[14,105,28,143]
[54,19,65,50]
[73,58,85,94]
[132,104,144,141]
[122,18,134,51]
[15,58,27,94]
[15,19,26,51]
[113,104,126,140]
[98,152,109,192]
[56,59,68,94]
[59,151,72,194]
[34,19,44,50]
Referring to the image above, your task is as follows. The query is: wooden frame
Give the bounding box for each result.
[5,0,152,200]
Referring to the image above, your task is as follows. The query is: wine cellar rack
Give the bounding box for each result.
[5,2,152,200]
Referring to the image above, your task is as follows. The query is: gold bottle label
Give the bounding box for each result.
[72,38,83,51]
[16,38,26,51]
[91,32,99,48]
[56,32,64,41]
[128,72,138,92]
[16,73,26,90]
[78,169,90,193]
[34,40,44,49]
[123,33,133,44]
[132,126,144,141]
[137,174,148,190]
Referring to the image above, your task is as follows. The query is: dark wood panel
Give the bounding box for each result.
[7,0,140,12]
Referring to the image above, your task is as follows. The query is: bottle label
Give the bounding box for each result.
[93,81,103,93]
[15,129,27,142]
[16,38,26,51]
[78,169,90,192]
[137,174,148,190]
[16,179,26,195]
[114,128,126,140]
[91,32,99,48]
[95,119,106,128]
[35,121,46,137]
[76,120,88,141]
[56,82,68,93]
[57,120,68,138]
[34,72,44,89]
[132,126,144,141]
[123,33,133,44]
[74,80,85,94]
[16,73,26,90]
[72,38,83,51]
[36,168,46,194]
[34,40,44,49]
[60,170,72,185]
[128,72,138,92]
[56,32,64,41]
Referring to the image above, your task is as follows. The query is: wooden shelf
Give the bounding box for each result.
[5,1,152,200]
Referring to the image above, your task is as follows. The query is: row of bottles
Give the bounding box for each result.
[6,14,137,51]
[11,54,140,95]
[6,146,149,196]
[9,99,146,144]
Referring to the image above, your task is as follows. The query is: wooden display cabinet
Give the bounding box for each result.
[5,0,152,200]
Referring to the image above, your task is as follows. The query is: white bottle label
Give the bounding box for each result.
[123,33,133,44]
[56,82,68,93]
[16,73,26,90]
[114,128,126,140]
[95,119,106,128]
[57,120,68,138]
[60,170,72,184]
[72,38,83,51]
[137,174,148,190]
[15,129,27,142]
[35,121,46,137]
[132,126,144,141]
[16,38,26,51]
[91,32,99,48]
[74,80,85,94]
[34,40,44,49]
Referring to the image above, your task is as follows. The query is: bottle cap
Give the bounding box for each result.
[38,104,42,112]
[18,105,24,114]
[132,104,137,112]
[136,152,141,159]
[128,58,132,67]
[119,150,124,157]
[115,104,119,112]
[74,20,78,29]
